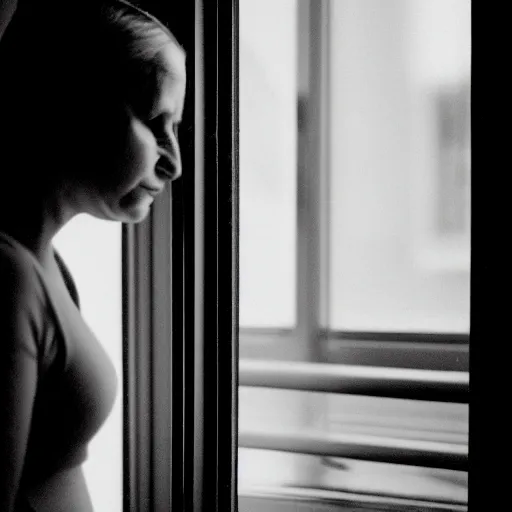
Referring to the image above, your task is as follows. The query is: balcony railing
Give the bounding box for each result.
[239,359,469,471]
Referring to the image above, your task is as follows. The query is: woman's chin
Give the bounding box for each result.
[117,203,152,223]
[125,210,151,224]
[117,188,157,222]
[92,195,153,224]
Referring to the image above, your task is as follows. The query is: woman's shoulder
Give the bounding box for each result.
[0,231,39,272]
[0,233,51,359]
[0,232,47,309]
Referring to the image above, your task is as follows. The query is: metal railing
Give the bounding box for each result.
[238,359,469,471]
[239,359,469,403]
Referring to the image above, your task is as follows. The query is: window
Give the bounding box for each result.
[239,0,470,510]
[123,1,238,511]
[239,0,297,330]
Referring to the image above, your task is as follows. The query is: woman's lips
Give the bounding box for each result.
[119,185,162,208]
[138,184,162,197]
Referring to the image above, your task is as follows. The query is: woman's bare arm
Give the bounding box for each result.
[0,250,39,511]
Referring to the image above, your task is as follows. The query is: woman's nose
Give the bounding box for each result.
[156,143,182,181]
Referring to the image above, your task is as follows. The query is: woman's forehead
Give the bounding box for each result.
[129,42,185,115]
[158,42,186,83]
[145,44,186,117]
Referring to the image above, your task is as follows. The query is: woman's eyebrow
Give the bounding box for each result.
[158,99,183,123]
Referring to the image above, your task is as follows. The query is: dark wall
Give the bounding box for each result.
[0,0,17,39]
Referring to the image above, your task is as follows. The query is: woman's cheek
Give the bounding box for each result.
[121,119,156,187]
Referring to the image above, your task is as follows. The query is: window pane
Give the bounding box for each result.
[328,0,471,333]
[239,0,298,328]
[53,216,122,512]
[238,0,469,509]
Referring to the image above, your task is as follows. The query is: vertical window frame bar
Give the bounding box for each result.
[122,3,196,510]
[122,191,174,511]
[188,1,239,510]
[297,0,331,364]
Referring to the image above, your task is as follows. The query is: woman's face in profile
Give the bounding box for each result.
[78,42,186,223]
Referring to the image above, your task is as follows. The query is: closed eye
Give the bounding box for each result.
[147,115,166,137]
[147,115,180,144]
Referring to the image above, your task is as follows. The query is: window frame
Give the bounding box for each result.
[123,1,238,511]
[238,0,470,371]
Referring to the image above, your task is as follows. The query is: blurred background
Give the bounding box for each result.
[238,0,470,510]
[54,219,122,512]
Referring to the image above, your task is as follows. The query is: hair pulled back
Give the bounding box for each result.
[0,0,182,189]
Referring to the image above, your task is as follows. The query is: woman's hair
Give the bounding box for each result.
[0,0,183,188]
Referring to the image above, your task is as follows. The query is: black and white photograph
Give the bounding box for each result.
[1,1,471,511]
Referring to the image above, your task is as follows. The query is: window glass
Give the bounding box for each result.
[238,0,469,507]
[328,0,471,333]
[239,0,298,328]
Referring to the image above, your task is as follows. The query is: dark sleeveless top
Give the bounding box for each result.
[0,232,118,511]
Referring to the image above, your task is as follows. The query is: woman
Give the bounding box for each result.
[0,0,186,510]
